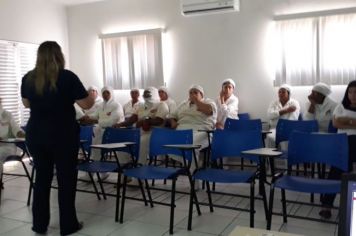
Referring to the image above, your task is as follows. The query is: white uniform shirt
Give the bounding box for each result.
[215,94,239,126]
[91,99,124,128]
[135,101,169,122]
[163,98,177,117]
[267,98,300,128]
[0,109,22,162]
[172,98,217,131]
[304,96,337,132]
[123,100,142,119]
[333,104,356,136]
[75,96,103,120]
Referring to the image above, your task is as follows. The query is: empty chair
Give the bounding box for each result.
[238,112,250,120]
[119,128,201,235]
[267,132,348,229]
[188,130,267,229]
[224,118,261,131]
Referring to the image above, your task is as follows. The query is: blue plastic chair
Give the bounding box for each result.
[188,130,266,229]
[267,132,349,229]
[238,113,250,120]
[119,128,201,235]
[76,127,140,221]
[79,125,94,160]
[328,120,337,133]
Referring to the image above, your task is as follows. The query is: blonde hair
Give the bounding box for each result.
[28,41,65,95]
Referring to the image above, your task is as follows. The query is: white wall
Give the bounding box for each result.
[0,0,69,63]
[66,0,356,119]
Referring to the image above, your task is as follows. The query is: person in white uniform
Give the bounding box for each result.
[215,78,239,129]
[123,88,142,121]
[169,85,217,170]
[114,87,169,164]
[0,98,26,177]
[158,86,176,116]
[303,82,337,132]
[75,86,103,123]
[320,80,356,219]
[265,84,300,148]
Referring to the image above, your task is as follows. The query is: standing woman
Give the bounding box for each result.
[21,41,94,235]
[320,80,356,219]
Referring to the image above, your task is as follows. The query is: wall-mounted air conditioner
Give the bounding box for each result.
[181,0,239,16]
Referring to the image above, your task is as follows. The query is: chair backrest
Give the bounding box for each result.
[211,130,263,162]
[102,127,141,161]
[224,118,262,132]
[328,120,338,133]
[149,128,193,162]
[238,113,250,120]
[288,132,348,172]
[275,119,319,147]
[79,125,94,157]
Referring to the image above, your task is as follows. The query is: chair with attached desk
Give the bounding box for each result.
[188,130,267,229]
[267,131,348,229]
[119,128,201,235]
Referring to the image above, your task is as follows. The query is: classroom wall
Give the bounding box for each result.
[68,0,356,119]
[0,0,69,64]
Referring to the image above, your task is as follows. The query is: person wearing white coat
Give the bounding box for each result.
[169,85,217,170]
[0,99,25,176]
[303,82,337,132]
[123,88,142,120]
[158,86,176,116]
[265,84,300,148]
[75,86,103,122]
[215,78,239,129]
[114,87,169,165]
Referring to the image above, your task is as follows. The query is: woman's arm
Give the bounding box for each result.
[76,96,94,110]
[22,98,30,108]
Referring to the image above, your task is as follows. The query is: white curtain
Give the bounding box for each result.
[102,30,163,89]
[274,13,356,86]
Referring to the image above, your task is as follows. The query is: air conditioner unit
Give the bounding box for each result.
[181,0,239,16]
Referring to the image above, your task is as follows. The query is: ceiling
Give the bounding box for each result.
[50,0,107,6]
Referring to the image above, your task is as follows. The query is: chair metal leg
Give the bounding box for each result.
[187,180,195,231]
[259,178,268,220]
[119,175,127,224]
[250,180,255,228]
[115,172,121,222]
[281,189,287,223]
[267,185,275,230]
[144,179,154,208]
[187,173,201,215]
[206,181,214,212]
[169,179,176,235]
[20,161,31,182]
[138,179,148,206]
[90,173,102,200]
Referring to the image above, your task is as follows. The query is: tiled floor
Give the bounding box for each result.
[0,161,339,236]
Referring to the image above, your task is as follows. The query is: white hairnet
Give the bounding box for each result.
[222,78,235,88]
[158,86,169,97]
[88,85,99,92]
[189,85,204,97]
[312,82,331,96]
[279,84,291,94]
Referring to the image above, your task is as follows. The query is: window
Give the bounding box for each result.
[0,40,38,125]
[274,13,356,86]
[100,29,164,89]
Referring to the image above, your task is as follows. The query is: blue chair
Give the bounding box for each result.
[328,120,337,133]
[79,125,94,160]
[188,130,266,229]
[238,112,250,120]
[267,132,348,229]
[119,128,201,235]
[224,118,262,170]
[76,127,140,222]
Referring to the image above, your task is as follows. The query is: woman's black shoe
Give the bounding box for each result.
[61,222,83,235]
[31,227,47,234]
[319,209,332,219]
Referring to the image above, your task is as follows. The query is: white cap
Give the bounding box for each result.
[312,82,331,96]
[88,85,99,91]
[131,88,139,92]
[189,85,204,97]
[222,78,235,88]
[101,86,113,95]
[158,86,169,96]
[279,84,291,93]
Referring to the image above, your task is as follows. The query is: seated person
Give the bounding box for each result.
[169,85,217,170]
[265,84,300,148]
[114,87,169,165]
[215,78,239,129]
[123,88,142,121]
[76,85,103,123]
[303,82,337,132]
[0,98,26,176]
[158,86,176,116]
